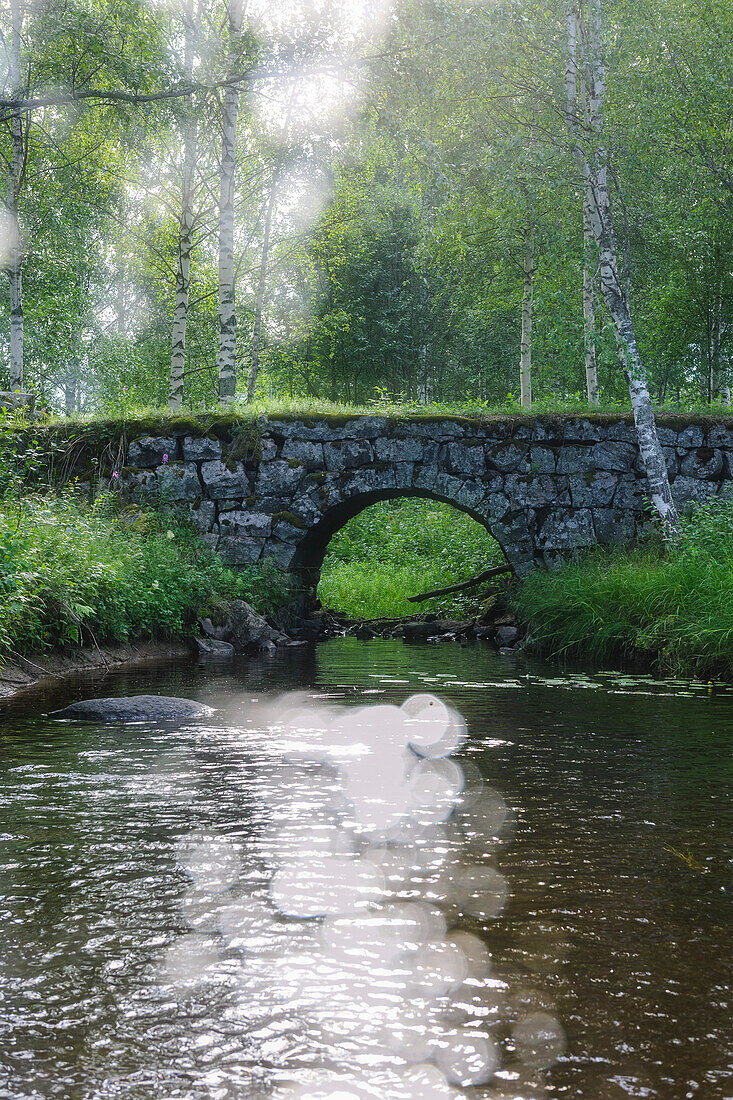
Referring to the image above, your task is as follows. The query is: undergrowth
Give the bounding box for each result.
[318,498,506,619]
[512,500,733,677]
[0,493,294,658]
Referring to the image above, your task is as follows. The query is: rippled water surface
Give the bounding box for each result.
[0,639,731,1099]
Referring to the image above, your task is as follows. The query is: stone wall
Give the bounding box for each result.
[114,414,733,578]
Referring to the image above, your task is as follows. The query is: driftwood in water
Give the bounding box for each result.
[408,564,513,603]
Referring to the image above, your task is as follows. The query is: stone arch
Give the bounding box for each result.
[290,487,511,587]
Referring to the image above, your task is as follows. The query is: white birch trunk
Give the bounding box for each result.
[217,0,244,406]
[6,0,25,392]
[169,0,197,412]
[575,0,677,533]
[519,215,534,409]
[246,168,279,404]
[582,186,600,405]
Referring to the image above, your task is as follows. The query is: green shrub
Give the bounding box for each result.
[512,500,733,676]
[0,492,294,657]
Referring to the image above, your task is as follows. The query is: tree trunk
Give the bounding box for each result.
[582,187,600,404]
[65,368,77,417]
[6,0,25,391]
[169,0,197,412]
[519,213,534,409]
[246,168,280,403]
[217,0,244,406]
[575,0,677,533]
[567,6,600,406]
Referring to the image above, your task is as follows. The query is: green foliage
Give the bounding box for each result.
[0,492,294,658]
[318,498,505,618]
[512,501,733,677]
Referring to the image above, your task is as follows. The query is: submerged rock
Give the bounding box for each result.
[193,637,235,659]
[51,695,214,721]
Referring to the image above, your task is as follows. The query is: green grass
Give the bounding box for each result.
[318,498,506,618]
[21,393,733,433]
[512,500,733,677]
[0,492,294,658]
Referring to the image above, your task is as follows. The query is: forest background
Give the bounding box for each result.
[0,0,730,416]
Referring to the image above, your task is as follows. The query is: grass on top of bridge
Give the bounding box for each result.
[19,394,733,441]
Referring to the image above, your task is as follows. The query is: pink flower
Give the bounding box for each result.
[163,453,169,464]
[112,471,119,479]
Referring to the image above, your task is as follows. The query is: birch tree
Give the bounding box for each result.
[168,0,200,411]
[566,0,677,532]
[4,0,27,391]
[216,0,245,406]
[519,212,534,408]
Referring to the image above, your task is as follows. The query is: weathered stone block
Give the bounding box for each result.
[677,425,704,449]
[656,427,678,447]
[324,439,374,471]
[504,473,569,508]
[592,440,636,471]
[671,476,719,509]
[613,476,645,509]
[537,508,595,550]
[218,510,272,538]
[281,438,324,469]
[605,421,637,443]
[707,424,733,450]
[529,446,557,474]
[563,418,603,443]
[218,536,265,564]
[183,435,222,462]
[260,437,278,461]
[556,445,596,475]
[679,448,724,480]
[592,508,635,545]
[201,460,251,499]
[190,500,216,534]
[446,442,485,475]
[255,460,305,496]
[262,541,296,569]
[374,436,424,463]
[155,462,201,501]
[486,441,530,473]
[128,436,179,468]
[568,470,618,507]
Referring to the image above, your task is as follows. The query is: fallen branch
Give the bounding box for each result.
[408,564,514,603]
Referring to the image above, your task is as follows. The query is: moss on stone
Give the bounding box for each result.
[272,510,307,529]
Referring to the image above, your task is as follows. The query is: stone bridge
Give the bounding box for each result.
[117,413,733,579]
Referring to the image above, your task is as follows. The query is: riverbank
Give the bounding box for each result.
[512,499,733,680]
[0,639,196,706]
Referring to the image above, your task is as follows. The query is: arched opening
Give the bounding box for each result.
[298,493,508,620]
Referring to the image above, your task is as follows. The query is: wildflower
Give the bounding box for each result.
[152,580,160,589]
[112,471,119,480]
[166,529,175,539]
[163,453,169,464]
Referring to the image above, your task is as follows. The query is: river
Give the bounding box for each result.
[0,638,730,1099]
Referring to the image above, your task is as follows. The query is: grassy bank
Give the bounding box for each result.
[512,500,733,677]
[0,493,293,659]
[318,498,506,618]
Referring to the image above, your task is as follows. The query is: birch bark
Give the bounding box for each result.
[217,0,244,406]
[571,0,677,532]
[6,0,25,391]
[519,213,534,409]
[169,0,198,412]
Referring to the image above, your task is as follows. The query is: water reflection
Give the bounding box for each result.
[164,694,559,1097]
[0,638,730,1099]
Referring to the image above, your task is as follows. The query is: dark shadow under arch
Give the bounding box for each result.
[290,488,509,588]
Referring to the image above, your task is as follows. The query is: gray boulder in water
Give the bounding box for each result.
[51,695,215,722]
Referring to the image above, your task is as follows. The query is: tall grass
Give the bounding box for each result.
[318,498,505,618]
[512,500,733,676]
[0,493,294,657]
